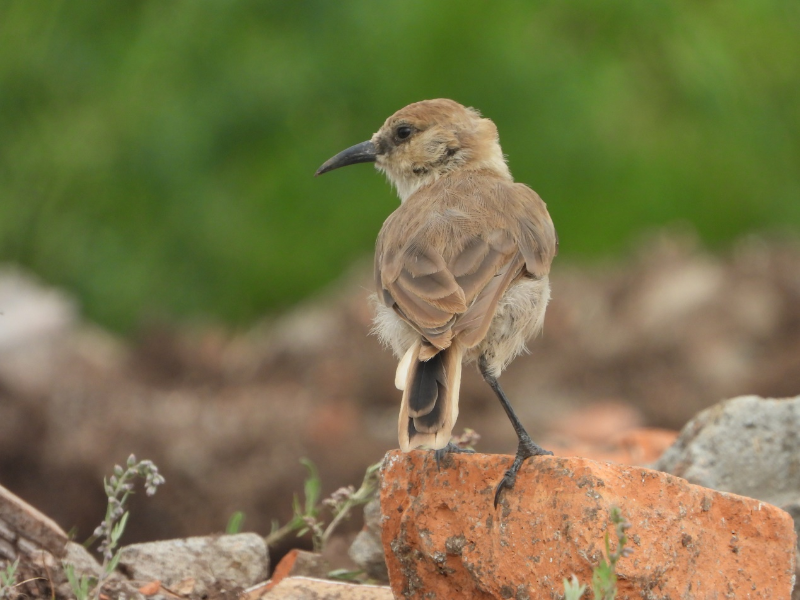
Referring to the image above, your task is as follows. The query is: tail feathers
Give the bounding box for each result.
[408,347,445,419]
[397,341,462,452]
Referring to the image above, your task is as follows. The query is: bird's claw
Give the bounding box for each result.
[493,469,518,507]
[493,438,553,508]
[434,442,475,471]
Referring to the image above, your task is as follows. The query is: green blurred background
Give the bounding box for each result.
[2,0,799,332]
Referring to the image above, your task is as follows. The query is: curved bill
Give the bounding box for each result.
[315,140,377,176]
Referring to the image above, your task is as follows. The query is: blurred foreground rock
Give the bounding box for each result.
[381,450,797,599]
[118,533,269,597]
[248,576,393,599]
[657,394,800,599]
[348,498,389,582]
[0,483,68,559]
[1,480,272,599]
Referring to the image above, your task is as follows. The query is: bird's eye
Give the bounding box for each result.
[396,126,412,140]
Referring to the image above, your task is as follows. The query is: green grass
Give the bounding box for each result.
[1,0,798,331]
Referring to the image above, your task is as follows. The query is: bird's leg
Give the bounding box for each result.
[479,357,552,508]
[433,442,475,471]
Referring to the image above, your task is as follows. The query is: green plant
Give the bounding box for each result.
[1,559,44,600]
[265,458,381,553]
[327,568,364,582]
[0,559,19,600]
[66,455,165,600]
[563,506,632,600]
[226,511,246,535]
[64,563,91,600]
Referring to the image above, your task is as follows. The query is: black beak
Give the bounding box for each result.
[315,140,377,176]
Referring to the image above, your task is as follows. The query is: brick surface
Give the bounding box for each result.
[381,450,797,599]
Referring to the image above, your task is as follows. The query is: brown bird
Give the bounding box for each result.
[316,99,557,505]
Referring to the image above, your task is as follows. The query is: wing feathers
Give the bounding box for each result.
[375,172,556,352]
[450,237,489,277]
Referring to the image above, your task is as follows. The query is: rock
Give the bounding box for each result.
[0,266,77,397]
[117,533,269,596]
[656,395,800,508]
[348,498,389,582]
[656,395,800,599]
[251,576,393,599]
[261,549,330,592]
[0,483,68,558]
[0,266,76,351]
[63,541,102,578]
[381,450,796,599]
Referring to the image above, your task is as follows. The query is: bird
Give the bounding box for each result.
[315,99,557,506]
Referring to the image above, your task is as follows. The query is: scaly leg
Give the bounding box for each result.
[479,357,552,508]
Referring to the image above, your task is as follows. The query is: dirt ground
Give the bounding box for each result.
[1,230,799,567]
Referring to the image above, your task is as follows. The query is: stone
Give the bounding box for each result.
[262,549,330,592]
[0,539,15,561]
[0,267,76,351]
[255,576,393,599]
[0,266,77,397]
[348,498,389,582]
[381,450,797,599]
[0,484,68,557]
[656,395,800,507]
[656,395,800,600]
[0,517,15,543]
[117,533,269,596]
[63,541,102,579]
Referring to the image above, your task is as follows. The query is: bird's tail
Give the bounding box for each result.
[396,340,463,452]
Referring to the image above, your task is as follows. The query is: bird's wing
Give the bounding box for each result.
[375,232,466,350]
[506,182,559,278]
[375,177,556,351]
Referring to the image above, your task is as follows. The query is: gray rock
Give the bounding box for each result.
[118,533,269,596]
[0,266,77,397]
[63,541,102,578]
[657,395,800,600]
[656,395,800,507]
[0,266,76,351]
[0,483,68,557]
[347,498,388,582]
[0,539,15,561]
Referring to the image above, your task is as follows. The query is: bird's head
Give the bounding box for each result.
[316,99,510,201]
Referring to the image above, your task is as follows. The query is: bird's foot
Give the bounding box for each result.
[493,437,553,508]
[434,442,476,471]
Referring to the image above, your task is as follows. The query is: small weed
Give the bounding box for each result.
[266,458,381,553]
[327,568,364,581]
[66,455,165,600]
[64,563,92,600]
[0,559,19,600]
[563,506,632,600]
[226,511,246,534]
